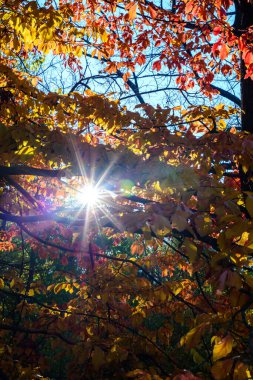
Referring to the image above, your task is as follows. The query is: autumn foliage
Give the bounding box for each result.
[1,0,253,379]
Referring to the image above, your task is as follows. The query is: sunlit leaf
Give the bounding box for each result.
[212,335,233,362]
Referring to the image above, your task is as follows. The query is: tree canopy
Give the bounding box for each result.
[0,0,253,379]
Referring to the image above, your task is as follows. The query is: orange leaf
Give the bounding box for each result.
[219,43,230,60]
[148,5,157,19]
[136,54,146,65]
[211,359,233,380]
[185,1,194,14]
[131,241,144,255]
[128,3,137,20]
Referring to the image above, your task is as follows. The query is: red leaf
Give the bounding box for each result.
[61,256,68,266]
[213,26,221,35]
[152,60,162,71]
[212,40,221,56]
[173,372,202,380]
[243,50,253,66]
[238,37,246,51]
[221,64,232,75]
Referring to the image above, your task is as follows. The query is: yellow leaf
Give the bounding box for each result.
[212,334,233,362]
[28,289,34,296]
[180,323,210,348]
[0,278,4,289]
[158,289,167,302]
[75,45,83,57]
[127,369,152,379]
[217,119,226,130]
[172,284,183,296]
[54,283,64,294]
[87,326,93,336]
[236,231,250,247]
[101,30,108,43]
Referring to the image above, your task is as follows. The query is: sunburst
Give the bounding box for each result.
[65,136,133,237]
[76,183,102,207]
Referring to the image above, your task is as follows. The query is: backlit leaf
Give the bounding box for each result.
[148,5,157,19]
[219,43,230,60]
[131,241,144,255]
[211,359,233,380]
[128,3,137,20]
[212,334,233,362]
[180,323,210,349]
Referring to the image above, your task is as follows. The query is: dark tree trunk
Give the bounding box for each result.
[241,61,253,134]
[234,0,253,133]
[234,0,253,192]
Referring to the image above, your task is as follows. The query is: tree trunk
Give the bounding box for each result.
[234,0,253,192]
[237,0,253,133]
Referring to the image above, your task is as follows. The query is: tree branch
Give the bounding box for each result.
[0,323,76,345]
[0,166,64,178]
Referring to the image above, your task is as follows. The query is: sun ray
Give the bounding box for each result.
[67,137,133,240]
[95,153,121,189]
[96,203,124,232]
[69,135,88,180]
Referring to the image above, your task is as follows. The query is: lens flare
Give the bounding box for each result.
[77,184,101,207]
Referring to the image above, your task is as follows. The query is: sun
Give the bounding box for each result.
[77,183,101,207]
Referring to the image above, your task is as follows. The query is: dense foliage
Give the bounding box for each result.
[1,0,253,379]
